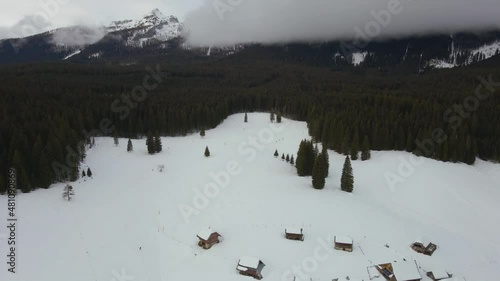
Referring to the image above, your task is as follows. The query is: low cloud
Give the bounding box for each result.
[185,0,500,46]
[50,26,107,47]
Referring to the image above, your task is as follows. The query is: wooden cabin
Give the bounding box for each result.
[285,227,304,241]
[236,256,265,280]
[334,236,353,252]
[196,227,222,249]
[411,241,437,256]
[375,260,422,281]
[427,269,452,281]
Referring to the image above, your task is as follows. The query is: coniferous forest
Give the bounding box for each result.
[0,57,499,194]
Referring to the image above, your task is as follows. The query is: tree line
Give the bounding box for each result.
[0,59,499,194]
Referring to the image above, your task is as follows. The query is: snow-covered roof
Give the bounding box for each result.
[285,227,302,235]
[334,236,353,245]
[197,227,214,240]
[392,260,421,281]
[238,256,260,269]
[431,269,450,279]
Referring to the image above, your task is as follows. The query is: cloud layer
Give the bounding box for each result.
[185,0,500,46]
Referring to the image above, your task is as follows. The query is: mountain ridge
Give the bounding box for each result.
[0,9,499,70]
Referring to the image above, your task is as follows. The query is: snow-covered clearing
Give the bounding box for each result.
[1,113,499,281]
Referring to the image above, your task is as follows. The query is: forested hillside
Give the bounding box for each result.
[0,58,499,194]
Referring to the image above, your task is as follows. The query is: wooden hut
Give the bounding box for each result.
[236,256,265,280]
[411,241,437,256]
[285,227,304,241]
[427,269,452,280]
[196,227,222,249]
[375,260,422,281]
[334,236,353,252]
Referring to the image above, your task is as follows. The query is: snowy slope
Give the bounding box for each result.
[1,113,500,281]
[107,9,183,47]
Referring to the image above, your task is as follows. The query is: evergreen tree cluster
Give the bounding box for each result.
[0,59,499,194]
[146,132,162,154]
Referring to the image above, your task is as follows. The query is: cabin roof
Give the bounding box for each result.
[430,269,449,279]
[285,227,302,235]
[334,236,353,245]
[392,260,421,281]
[238,256,261,269]
[197,227,215,241]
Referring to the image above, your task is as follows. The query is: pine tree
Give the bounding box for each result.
[312,152,328,190]
[244,113,248,123]
[296,139,315,176]
[286,154,290,163]
[290,155,295,165]
[205,146,210,157]
[270,111,275,123]
[282,153,285,160]
[87,167,92,178]
[200,129,206,138]
[322,145,329,177]
[82,170,86,178]
[361,136,371,161]
[38,151,53,189]
[127,139,133,152]
[113,132,119,147]
[350,131,359,160]
[274,149,279,157]
[146,132,155,154]
[341,156,354,193]
[277,112,282,123]
[154,133,162,153]
[62,184,75,201]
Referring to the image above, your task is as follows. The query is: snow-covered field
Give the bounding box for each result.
[1,113,500,281]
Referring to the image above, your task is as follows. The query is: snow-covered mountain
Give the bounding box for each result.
[107,9,184,47]
[0,9,499,68]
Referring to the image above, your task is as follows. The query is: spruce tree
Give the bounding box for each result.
[282,153,285,160]
[322,145,329,177]
[244,113,248,123]
[205,146,210,157]
[154,133,162,153]
[361,136,371,161]
[62,184,75,201]
[113,132,119,147]
[127,139,133,152]
[286,154,290,163]
[312,152,328,189]
[200,129,206,138]
[341,156,354,193]
[290,155,295,165]
[146,132,155,154]
[82,170,86,178]
[274,149,279,157]
[296,139,315,176]
[87,167,92,178]
[38,151,53,189]
[270,111,275,123]
[277,112,282,123]
[350,131,359,160]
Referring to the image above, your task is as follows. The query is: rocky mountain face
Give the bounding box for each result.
[0,9,499,69]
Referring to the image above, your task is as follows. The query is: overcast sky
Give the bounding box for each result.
[1,0,500,45]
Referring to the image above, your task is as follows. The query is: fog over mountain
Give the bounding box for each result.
[185,0,500,46]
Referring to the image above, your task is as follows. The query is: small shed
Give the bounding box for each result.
[197,227,222,249]
[334,236,353,252]
[237,256,265,280]
[411,241,437,256]
[285,227,304,241]
[427,269,452,281]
